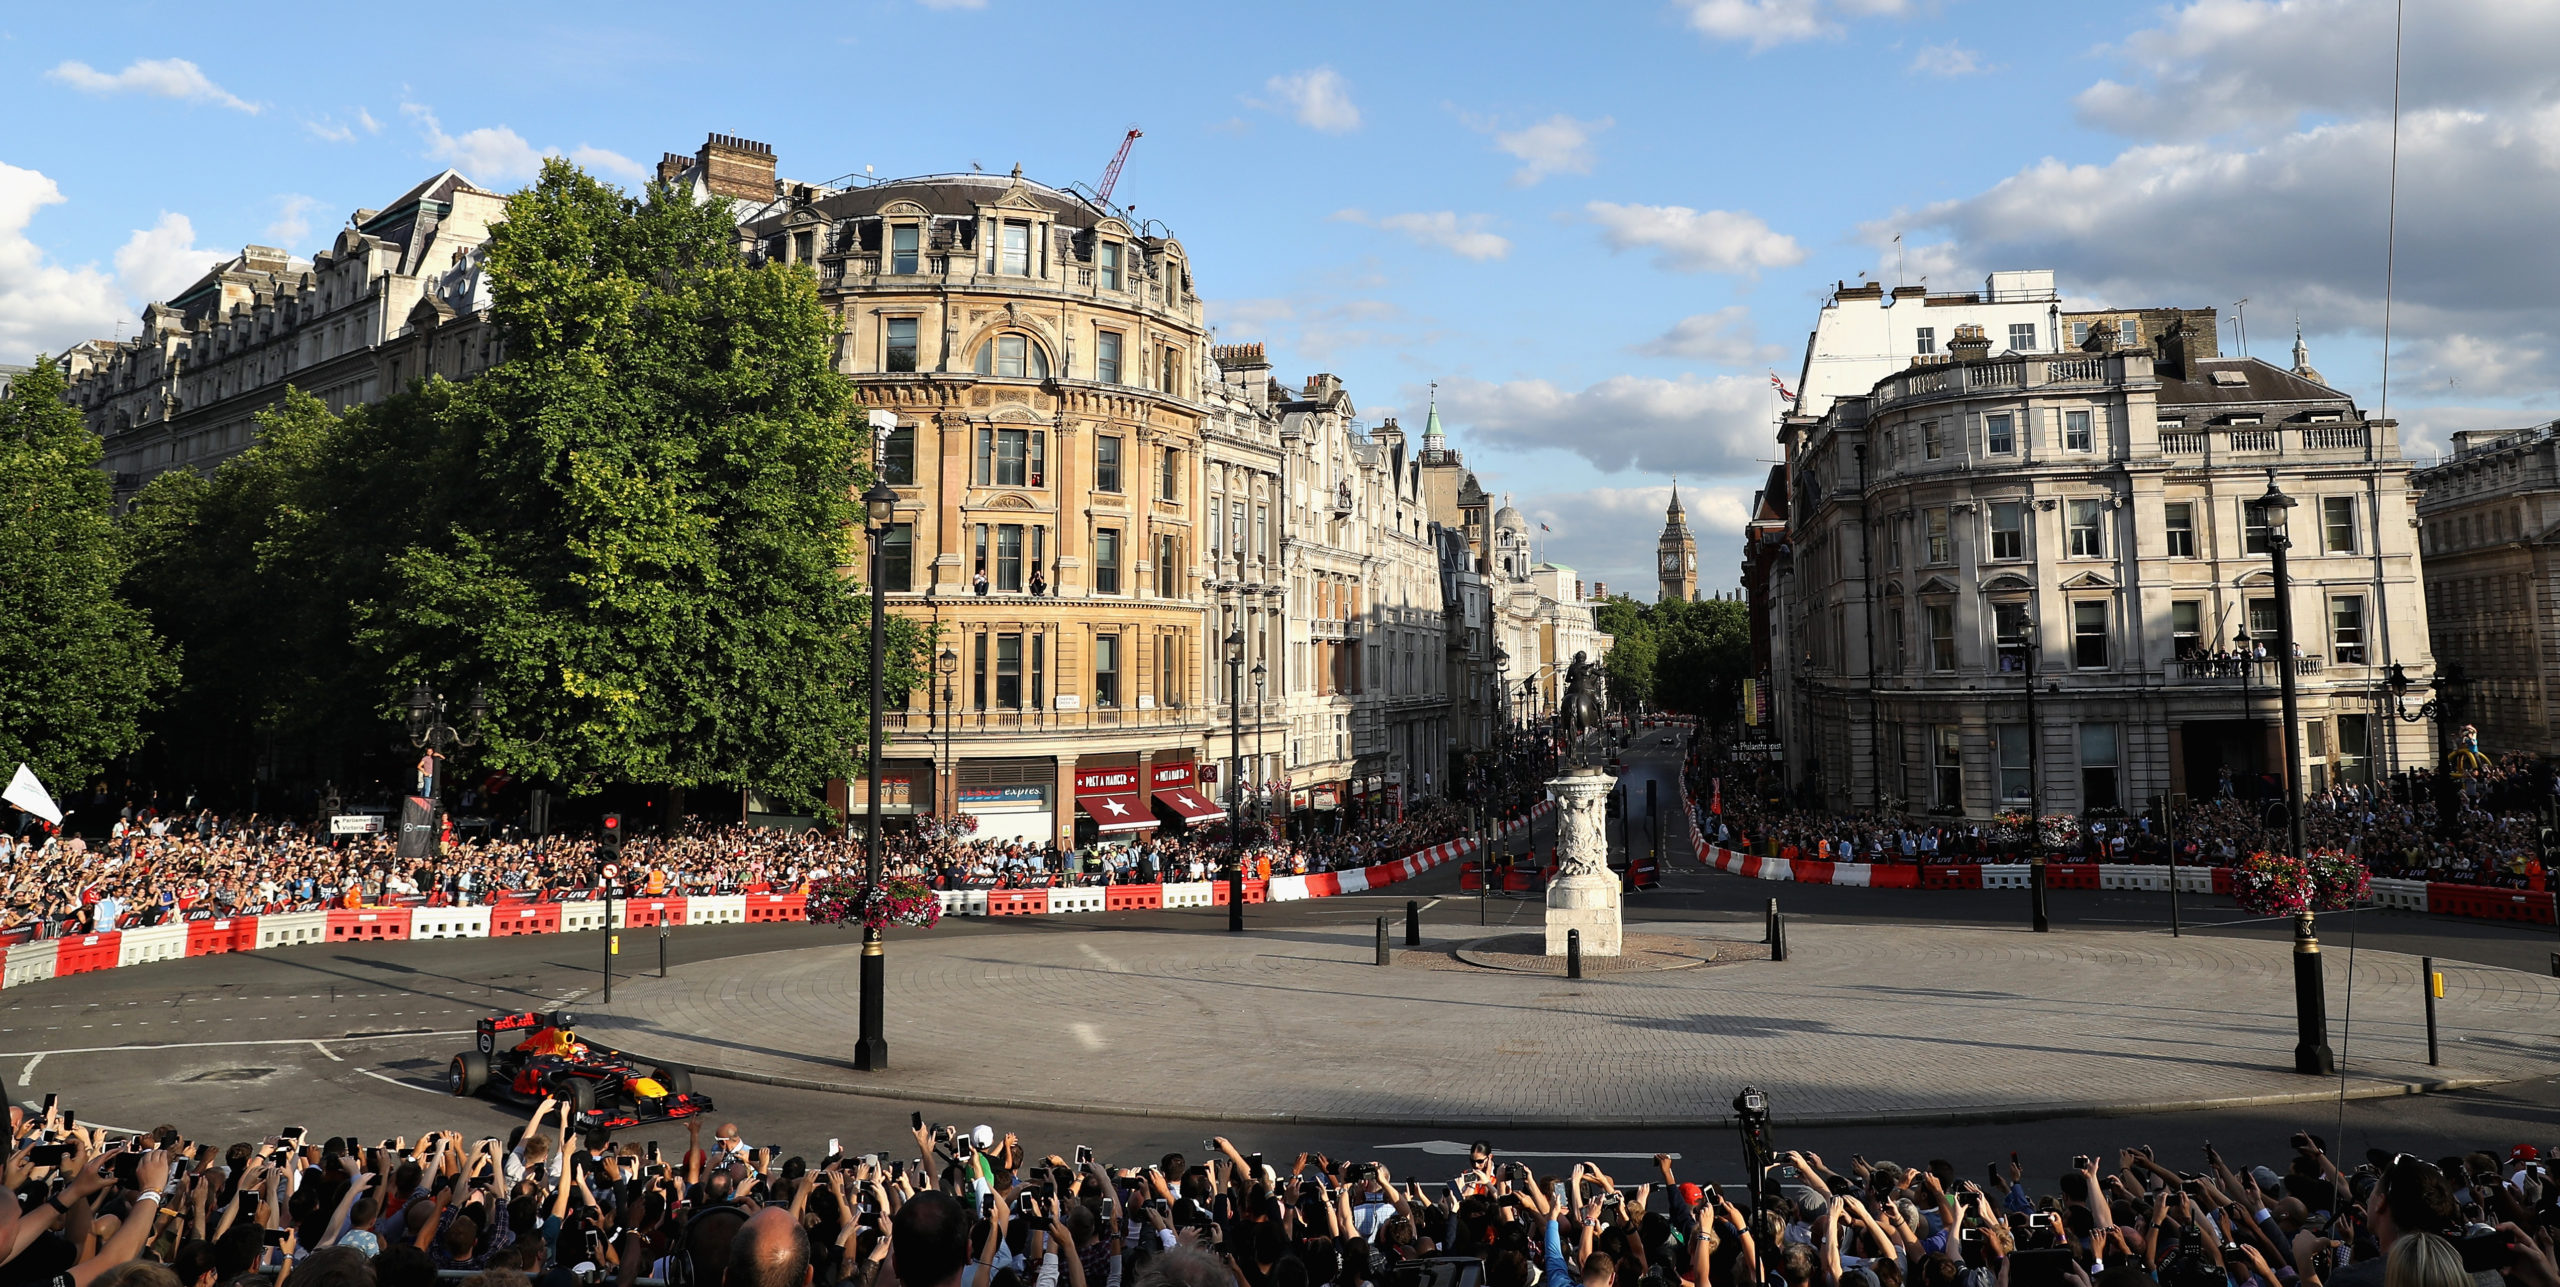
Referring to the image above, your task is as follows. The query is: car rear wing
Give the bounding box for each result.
[477,1011,546,1055]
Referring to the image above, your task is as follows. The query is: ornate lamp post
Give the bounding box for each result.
[403,681,489,899]
[855,478,899,1072]
[2384,661,2470,837]
[2256,473,2333,1076]
[1224,630,1247,932]
[936,646,960,817]
[1251,659,1269,839]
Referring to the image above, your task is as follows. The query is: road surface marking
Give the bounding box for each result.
[1068,1022,1104,1051]
[0,1030,470,1058]
[355,1068,440,1095]
[1076,944,1128,974]
[1377,1139,1684,1160]
[312,1041,342,1062]
[18,1055,41,1085]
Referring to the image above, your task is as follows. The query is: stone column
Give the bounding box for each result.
[1544,765,1621,956]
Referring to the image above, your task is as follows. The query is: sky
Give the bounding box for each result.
[6,0,2557,599]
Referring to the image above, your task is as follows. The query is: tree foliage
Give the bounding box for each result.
[0,359,177,790]
[118,160,922,811]
[1595,595,1750,725]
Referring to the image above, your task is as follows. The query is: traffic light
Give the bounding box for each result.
[599,812,623,859]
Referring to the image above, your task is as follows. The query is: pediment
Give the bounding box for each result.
[1981,573,2033,593]
[2061,571,2117,589]
[983,493,1037,511]
[1916,575,1960,596]
[2234,568,2277,587]
[880,200,929,218]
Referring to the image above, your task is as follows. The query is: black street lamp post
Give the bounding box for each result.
[855,479,899,1072]
[404,681,489,901]
[1226,630,1247,932]
[936,646,959,821]
[2383,661,2469,837]
[1251,659,1268,840]
[2257,474,2334,1076]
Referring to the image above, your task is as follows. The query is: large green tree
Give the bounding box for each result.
[358,160,921,807]
[1591,594,1750,726]
[0,359,177,791]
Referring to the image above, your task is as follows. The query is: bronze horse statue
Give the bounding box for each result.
[1558,651,1607,750]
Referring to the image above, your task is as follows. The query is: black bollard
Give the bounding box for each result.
[1771,913,1788,962]
[1568,928,1583,979]
[1405,899,1420,947]
[2030,855,2051,933]
[1765,897,1778,944]
[1376,916,1390,967]
[1646,780,1659,864]
[659,921,668,979]
[2423,955,2440,1066]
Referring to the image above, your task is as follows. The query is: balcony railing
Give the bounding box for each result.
[2169,655,2327,681]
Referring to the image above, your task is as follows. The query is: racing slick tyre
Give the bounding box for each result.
[450,1051,491,1098]
[650,1066,693,1097]
[553,1074,597,1116]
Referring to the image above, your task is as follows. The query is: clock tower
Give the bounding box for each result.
[1657,481,1698,604]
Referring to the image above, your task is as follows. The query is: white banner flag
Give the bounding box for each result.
[5,764,62,827]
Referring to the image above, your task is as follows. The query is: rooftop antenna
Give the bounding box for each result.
[2233,298,2250,358]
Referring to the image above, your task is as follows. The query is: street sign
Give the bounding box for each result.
[330,814,383,835]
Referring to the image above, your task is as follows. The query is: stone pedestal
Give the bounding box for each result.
[1544,766,1622,957]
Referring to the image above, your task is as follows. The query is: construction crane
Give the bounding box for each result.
[1095,128,1142,204]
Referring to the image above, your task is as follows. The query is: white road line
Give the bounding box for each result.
[311,1041,342,1062]
[1076,944,1128,974]
[353,1068,441,1096]
[1068,1022,1103,1051]
[0,1030,470,1058]
[18,1054,42,1085]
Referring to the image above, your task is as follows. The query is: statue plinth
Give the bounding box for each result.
[1544,765,1621,957]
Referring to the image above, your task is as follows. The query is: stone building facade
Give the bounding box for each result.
[2411,420,2560,757]
[61,171,506,496]
[1773,318,2436,818]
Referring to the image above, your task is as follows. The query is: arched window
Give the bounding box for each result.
[973,333,1051,379]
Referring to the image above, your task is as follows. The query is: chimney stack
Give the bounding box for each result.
[696,133,778,202]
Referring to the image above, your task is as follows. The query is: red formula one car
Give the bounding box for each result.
[448,1010,713,1130]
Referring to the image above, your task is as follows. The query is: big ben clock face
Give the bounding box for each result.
[1661,550,1680,574]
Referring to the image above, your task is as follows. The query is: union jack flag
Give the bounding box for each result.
[1769,373,1798,402]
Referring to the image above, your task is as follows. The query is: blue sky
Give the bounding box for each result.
[7,0,2557,597]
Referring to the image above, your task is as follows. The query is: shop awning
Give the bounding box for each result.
[1153,785,1228,826]
[1076,792,1158,834]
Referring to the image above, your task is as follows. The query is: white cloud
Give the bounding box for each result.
[0,163,126,362]
[406,102,642,185]
[1488,114,1611,186]
[1331,209,1511,262]
[2076,0,2560,140]
[1263,67,1361,134]
[48,57,256,112]
[1677,0,1913,51]
[1635,306,1788,367]
[112,213,220,305]
[1433,372,1776,476]
[1908,40,1988,76]
[304,108,382,144]
[1207,294,1431,365]
[266,194,321,248]
[1505,482,1756,598]
[1586,201,1804,274]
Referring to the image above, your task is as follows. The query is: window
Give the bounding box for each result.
[995,525,1024,592]
[2331,595,2367,664]
[2008,323,2037,352]
[2336,713,2371,785]
[2065,409,2092,451]
[1033,635,1046,710]
[1095,329,1123,384]
[999,221,1030,275]
[1933,725,1963,808]
[1093,635,1120,708]
[1915,327,1936,355]
[793,231,814,264]
[2079,724,2120,811]
[2071,600,2108,668]
[877,523,913,592]
[2068,499,2106,558]
[1159,446,1180,500]
[2247,597,2279,641]
[2322,496,2358,554]
[971,632,988,708]
[1157,633,1180,707]
[890,224,920,275]
[2164,502,2196,558]
[2072,321,2089,347]
[2243,501,2272,555]
[1928,604,1957,671]
[1986,413,2016,455]
[1095,435,1123,493]
[994,633,1023,708]
[1925,508,1952,564]
[974,427,1044,487]
[879,423,914,484]
[1993,601,2031,673]
[2119,319,2138,347]
[1094,528,1122,594]
[1098,241,1122,291]
[1155,533,1180,597]
[1997,725,2032,803]
[1923,421,1942,460]
[1989,502,2025,560]
[885,317,919,373]
[974,333,1051,379]
[1159,345,1181,395]
[2172,600,2201,658]
[1889,608,1906,672]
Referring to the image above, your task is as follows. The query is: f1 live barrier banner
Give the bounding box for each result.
[399,795,439,858]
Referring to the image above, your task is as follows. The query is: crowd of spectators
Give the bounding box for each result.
[1687,752,2558,889]
[11,1097,2560,1287]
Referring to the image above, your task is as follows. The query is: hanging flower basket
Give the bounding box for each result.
[2228,851,2312,918]
[2304,848,2371,913]
[807,874,942,931]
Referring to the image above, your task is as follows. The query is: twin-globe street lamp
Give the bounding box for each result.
[2254,473,2336,1077]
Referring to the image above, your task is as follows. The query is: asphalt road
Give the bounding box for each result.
[5,730,2555,1187]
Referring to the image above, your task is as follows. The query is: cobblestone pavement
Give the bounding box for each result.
[582,914,2560,1128]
